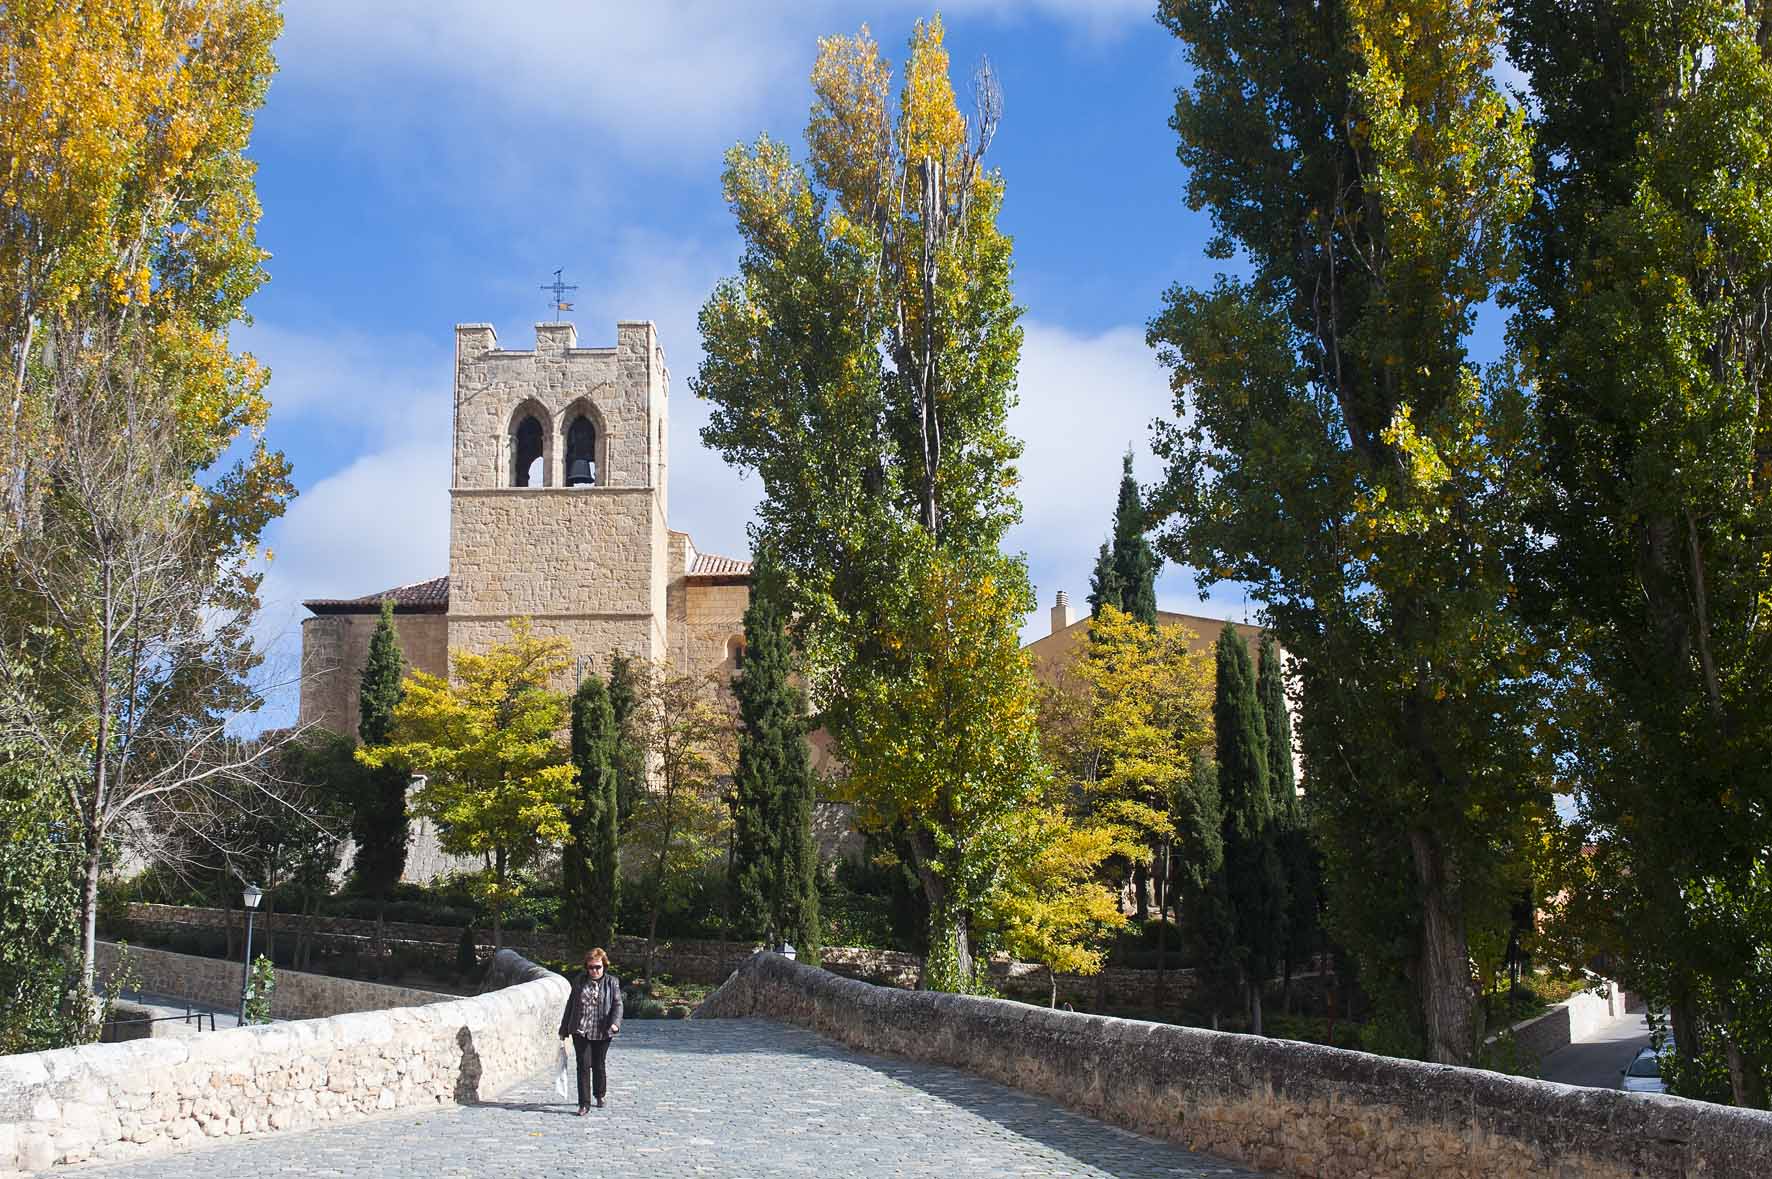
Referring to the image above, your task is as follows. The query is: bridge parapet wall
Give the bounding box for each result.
[0,950,566,1175]
[697,953,1772,1178]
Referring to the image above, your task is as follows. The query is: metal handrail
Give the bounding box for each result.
[105,1009,217,1033]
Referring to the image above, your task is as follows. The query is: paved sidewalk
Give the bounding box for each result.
[69,1018,1263,1177]
[1539,1013,1651,1090]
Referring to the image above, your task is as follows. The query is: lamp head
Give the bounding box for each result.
[243,883,263,910]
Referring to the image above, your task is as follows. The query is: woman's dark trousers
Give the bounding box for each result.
[570,1033,610,1105]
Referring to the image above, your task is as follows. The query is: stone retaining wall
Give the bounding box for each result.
[0,950,565,1175]
[1500,984,1634,1069]
[116,903,1194,1008]
[98,942,457,1021]
[696,952,1772,1179]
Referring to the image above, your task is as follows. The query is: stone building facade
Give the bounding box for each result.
[297,319,752,738]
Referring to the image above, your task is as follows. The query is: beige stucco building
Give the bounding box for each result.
[297,319,752,737]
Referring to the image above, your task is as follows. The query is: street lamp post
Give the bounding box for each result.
[238,883,263,1025]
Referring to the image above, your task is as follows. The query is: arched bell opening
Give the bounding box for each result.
[565,414,598,487]
[512,414,544,487]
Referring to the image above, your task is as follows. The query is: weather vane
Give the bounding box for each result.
[542,268,577,320]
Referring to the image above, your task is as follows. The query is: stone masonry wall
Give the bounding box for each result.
[697,953,1772,1179]
[0,950,565,1175]
[449,319,669,670]
[117,904,1189,1010]
[96,942,456,1022]
[297,611,448,738]
[1500,984,1635,1071]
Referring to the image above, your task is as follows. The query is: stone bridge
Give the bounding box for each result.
[4,951,1769,1178]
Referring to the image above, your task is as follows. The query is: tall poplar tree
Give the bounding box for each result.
[354,599,408,914]
[1150,0,1549,1061]
[563,674,620,950]
[0,0,293,998]
[1213,624,1285,1035]
[1506,0,1772,1105]
[730,551,820,957]
[697,17,1042,990]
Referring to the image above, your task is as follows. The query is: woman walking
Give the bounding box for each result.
[558,947,623,1114]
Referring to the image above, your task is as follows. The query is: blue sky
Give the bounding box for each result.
[245,2,1264,720]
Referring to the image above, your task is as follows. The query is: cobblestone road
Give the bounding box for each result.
[72,1018,1263,1177]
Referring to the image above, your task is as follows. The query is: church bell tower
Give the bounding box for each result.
[446,318,671,676]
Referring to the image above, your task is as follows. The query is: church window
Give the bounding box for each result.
[511,414,544,487]
[726,635,746,672]
[565,414,597,486]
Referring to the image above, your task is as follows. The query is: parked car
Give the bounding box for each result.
[1621,1046,1668,1094]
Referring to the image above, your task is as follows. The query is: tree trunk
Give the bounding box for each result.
[78,834,103,998]
[492,845,506,951]
[1049,966,1058,1009]
[1153,843,1168,1010]
[1719,1001,1769,1108]
[1249,978,1265,1037]
[1133,861,1149,923]
[1670,996,1701,1077]
[907,828,972,989]
[1408,826,1473,1064]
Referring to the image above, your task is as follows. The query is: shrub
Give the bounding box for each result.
[242,956,275,1025]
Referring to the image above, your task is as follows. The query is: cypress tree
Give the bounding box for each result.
[564,674,620,949]
[1258,631,1317,999]
[1214,622,1286,1035]
[607,653,645,828]
[730,552,820,958]
[1086,540,1122,619]
[1109,450,1160,626]
[353,599,408,904]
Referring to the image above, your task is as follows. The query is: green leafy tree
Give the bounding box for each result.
[0,739,84,1052]
[563,674,620,950]
[1150,0,1548,1062]
[353,599,409,926]
[995,808,1128,1008]
[627,666,734,979]
[696,17,1039,989]
[1504,1,1772,1107]
[1213,624,1286,1035]
[730,551,821,958]
[359,619,578,948]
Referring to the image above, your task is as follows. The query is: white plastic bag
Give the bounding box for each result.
[552,1044,573,1100]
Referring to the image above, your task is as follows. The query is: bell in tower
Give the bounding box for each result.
[565,414,597,486]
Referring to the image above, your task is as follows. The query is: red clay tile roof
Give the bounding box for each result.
[688,553,752,577]
[305,575,449,614]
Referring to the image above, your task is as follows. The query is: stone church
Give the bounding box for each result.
[297,319,753,736]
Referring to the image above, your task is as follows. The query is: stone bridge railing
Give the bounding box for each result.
[696,952,1772,1178]
[0,949,566,1175]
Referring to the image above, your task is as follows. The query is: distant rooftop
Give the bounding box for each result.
[688,553,751,577]
[304,575,449,615]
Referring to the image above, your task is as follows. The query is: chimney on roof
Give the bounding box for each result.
[1052,590,1075,636]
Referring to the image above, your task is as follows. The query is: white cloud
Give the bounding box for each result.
[1008,319,1232,639]
[242,322,450,441]
[272,1,1154,175]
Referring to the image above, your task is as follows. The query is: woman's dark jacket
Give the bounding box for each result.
[558,970,623,1040]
